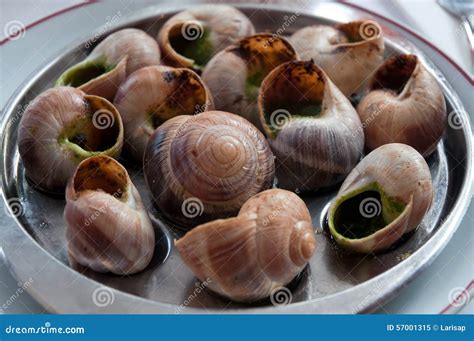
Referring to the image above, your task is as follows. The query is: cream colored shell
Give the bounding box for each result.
[291,20,384,96]
[328,143,433,253]
[176,189,316,302]
[64,155,155,275]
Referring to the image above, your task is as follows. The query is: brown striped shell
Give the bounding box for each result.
[64,155,155,274]
[258,60,364,192]
[291,20,384,96]
[202,33,298,130]
[56,28,161,100]
[18,86,123,193]
[143,111,275,228]
[114,65,214,161]
[176,189,316,302]
[157,5,255,72]
[357,54,447,156]
[328,143,433,253]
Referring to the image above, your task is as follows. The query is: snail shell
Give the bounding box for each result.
[18,86,123,193]
[291,20,384,96]
[64,155,155,274]
[157,5,255,72]
[56,28,161,100]
[143,111,275,228]
[328,143,433,253]
[258,60,364,192]
[176,188,316,302]
[357,54,447,157]
[114,65,214,161]
[202,33,297,130]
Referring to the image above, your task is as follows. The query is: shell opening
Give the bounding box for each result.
[73,156,127,200]
[261,61,324,136]
[231,34,297,101]
[148,69,208,128]
[370,54,417,95]
[168,22,213,70]
[56,58,114,88]
[58,97,121,157]
[330,182,405,239]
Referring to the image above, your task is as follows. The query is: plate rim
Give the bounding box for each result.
[0,0,472,314]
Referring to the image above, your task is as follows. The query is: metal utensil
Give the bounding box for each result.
[438,0,474,70]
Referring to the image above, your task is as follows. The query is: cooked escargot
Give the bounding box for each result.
[202,33,297,130]
[64,155,155,274]
[258,60,364,192]
[143,111,275,228]
[114,65,214,161]
[328,143,433,253]
[291,20,384,96]
[357,54,447,157]
[56,28,161,100]
[18,87,123,193]
[176,189,316,302]
[157,5,255,72]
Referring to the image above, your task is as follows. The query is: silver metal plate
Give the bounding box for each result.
[0,1,472,313]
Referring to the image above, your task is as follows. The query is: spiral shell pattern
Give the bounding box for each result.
[144,111,275,228]
[176,188,315,302]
